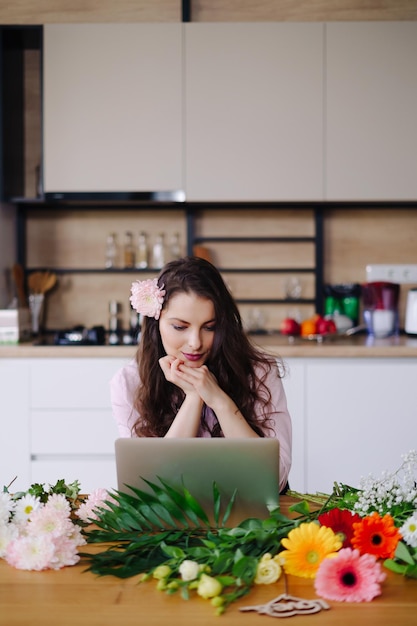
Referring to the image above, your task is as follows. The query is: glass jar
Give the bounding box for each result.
[152,233,165,269]
[136,231,149,269]
[123,231,135,269]
[105,233,118,269]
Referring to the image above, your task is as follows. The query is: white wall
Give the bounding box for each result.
[0,202,16,308]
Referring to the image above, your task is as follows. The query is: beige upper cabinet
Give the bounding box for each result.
[326,22,417,201]
[43,24,183,194]
[184,23,324,202]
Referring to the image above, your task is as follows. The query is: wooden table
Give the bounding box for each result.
[1,497,416,626]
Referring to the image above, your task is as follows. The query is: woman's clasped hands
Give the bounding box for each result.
[159,355,223,409]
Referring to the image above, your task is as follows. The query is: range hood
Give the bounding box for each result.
[43,191,186,204]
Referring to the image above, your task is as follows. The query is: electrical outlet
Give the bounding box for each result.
[366,264,417,284]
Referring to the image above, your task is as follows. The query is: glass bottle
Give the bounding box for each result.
[123,231,135,269]
[136,231,149,269]
[108,300,121,345]
[152,233,165,269]
[105,233,118,269]
[169,232,181,261]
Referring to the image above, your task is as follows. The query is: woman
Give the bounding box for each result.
[110,256,292,492]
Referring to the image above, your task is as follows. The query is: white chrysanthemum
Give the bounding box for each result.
[0,492,15,525]
[13,494,42,525]
[0,522,19,558]
[44,493,71,516]
[400,514,417,548]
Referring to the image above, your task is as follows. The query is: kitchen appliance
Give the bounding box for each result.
[362,281,400,338]
[54,325,106,345]
[324,283,361,326]
[405,288,417,335]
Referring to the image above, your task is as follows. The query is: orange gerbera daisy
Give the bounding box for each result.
[351,512,402,559]
[280,522,342,579]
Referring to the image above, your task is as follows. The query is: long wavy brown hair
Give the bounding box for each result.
[133,256,283,437]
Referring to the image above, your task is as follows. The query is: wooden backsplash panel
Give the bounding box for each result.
[2,0,415,23]
[324,208,417,325]
[203,241,315,270]
[194,209,315,237]
[195,1,417,22]
[0,0,180,23]
[26,207,417,331]
[26,209,186,269]
[324,209,417,284]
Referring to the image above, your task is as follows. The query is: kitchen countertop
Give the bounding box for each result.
[1,333,417,358]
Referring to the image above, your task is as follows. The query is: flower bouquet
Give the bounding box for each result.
[1,451,417,616]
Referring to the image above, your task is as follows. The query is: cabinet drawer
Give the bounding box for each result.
[31,410,118,454]
[29,358,125,408]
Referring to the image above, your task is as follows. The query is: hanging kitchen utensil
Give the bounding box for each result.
[28,270,57,294]
[12,263,27,307]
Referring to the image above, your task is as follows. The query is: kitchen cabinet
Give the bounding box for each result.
[0,357,127,493]
[184,23,324,202]
[43,24,183,195]
[304,358,417,492]
[0,359,31,491]
[1,355,417,496]
[326,22,417,201]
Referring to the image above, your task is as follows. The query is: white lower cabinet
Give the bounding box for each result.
[1,356,416,497]
[304,359,417,493]
[0,358,128,494]
[0,360,31,492]
[28,358,128,493]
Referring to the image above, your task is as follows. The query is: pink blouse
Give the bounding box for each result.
[110,359,292,491]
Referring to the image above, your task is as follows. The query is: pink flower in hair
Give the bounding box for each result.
[130,278,166,320]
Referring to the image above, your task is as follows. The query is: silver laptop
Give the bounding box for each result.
[114,437,280,526]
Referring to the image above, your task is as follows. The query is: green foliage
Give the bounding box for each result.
[4,478,82,509]
[384,541,417,579]
[81,478,309,582]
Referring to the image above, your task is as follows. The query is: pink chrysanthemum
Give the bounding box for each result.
[314,547,386,602]
[26,506,73,539]
[130,278,166,320]
[6,534,56,571]
[50,535,81,569]
[75,488,114,523]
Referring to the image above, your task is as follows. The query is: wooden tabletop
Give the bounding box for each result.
[1,497,416,626]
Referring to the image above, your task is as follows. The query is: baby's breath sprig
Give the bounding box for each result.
[353,450,417,524]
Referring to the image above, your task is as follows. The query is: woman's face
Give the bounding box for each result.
[159,292,216,367]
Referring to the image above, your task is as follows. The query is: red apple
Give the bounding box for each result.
[325,319,337,334]
[316,316,328,335]
[317,317,338,335]
[280,317,301,336]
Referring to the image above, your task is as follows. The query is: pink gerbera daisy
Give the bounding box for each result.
[314,547,386,602]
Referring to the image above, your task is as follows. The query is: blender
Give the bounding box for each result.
[362,281,400,338]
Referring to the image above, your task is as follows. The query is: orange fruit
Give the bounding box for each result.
[301,318,317,337]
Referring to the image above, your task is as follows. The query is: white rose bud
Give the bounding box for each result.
[254,553,282,585]
[197,573,223,599]
[179,559,200,582]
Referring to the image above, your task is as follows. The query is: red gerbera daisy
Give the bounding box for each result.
[351,512,402,559]
[318,508,362,548]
